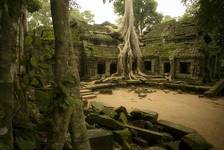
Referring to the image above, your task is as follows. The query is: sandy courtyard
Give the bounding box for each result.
[89,87,224,150]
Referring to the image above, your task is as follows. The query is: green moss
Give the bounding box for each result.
[25,36,33,46]
[84,42,118,58]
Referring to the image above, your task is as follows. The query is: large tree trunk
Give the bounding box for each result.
[109,0,146,81]
[49,0,90,149]
[0,0,22,149]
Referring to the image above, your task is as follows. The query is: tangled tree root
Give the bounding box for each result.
[101,0,148,83]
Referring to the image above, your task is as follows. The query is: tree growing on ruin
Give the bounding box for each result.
[104,0,147,81]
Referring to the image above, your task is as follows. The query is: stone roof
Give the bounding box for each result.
[83,42,118,59]
[143,19,199,44]
[142,19,205,59]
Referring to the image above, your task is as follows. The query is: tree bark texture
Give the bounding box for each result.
[0,0,21,149]
[49,0,90,149]
[113,0,147,80]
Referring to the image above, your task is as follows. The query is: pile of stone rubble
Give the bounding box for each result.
[85,102,212,150]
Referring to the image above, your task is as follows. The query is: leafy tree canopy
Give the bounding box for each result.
[28,0,95,30]
[113,0,163,34]
[182,0,224,48]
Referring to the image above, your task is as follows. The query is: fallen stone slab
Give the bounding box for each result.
[86,114,125,130]
[130,109,159,123]
[125,124,173,143]
[179,133,212,150]
[100,107,117,118]
[90,101,105,112]
[133,137,148,147]
[117,112,128,124]
[113,128,132,150]
[157,120,196,139]
[166,140,180,150]
[130,120,154,130]
[88,129,114,150]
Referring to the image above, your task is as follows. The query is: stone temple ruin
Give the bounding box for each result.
[27,18,224,83]
[24,18,224,150]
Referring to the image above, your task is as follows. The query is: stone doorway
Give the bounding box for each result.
[110,63,117,74]
[164,62,170,73]
[97,62,106,74]
[144,60,152,71]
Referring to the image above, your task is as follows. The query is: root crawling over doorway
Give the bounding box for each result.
[103,0,148,82]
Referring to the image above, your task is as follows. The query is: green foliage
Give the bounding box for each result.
[70,8,95,24]
[16,137,36,150]
[28,0,51,30]
[25,36,33,46]
[114,0,163,33]
[30,57,39,67]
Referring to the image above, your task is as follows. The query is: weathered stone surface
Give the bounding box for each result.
[100,107,117,118]
[90,101,105,112]
[87,114,125,130]
[115,106,129,116]
[88,129,114,150]
[133,137,148,147]
[113,128,132,150]
[145,146,166,150]
[166,140,180,150]
[179,133,212,150]
[118,112,128,124]
[157,120,196,139]
[130,109,158,123]
[125,124,173,143]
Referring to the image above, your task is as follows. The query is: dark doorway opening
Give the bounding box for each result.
[110,63,117,74]
[164,62,170,73]
[180,62,191,74]
[97,62,106,74]
[144,61,152,71]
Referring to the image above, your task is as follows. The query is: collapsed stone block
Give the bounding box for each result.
[130,109,159,123]
[113,128,132,150]
[157,120,196,139]
[125,124,173,144]
[179,133,212,150]
[86,113,125,130]
[88,129,114,150]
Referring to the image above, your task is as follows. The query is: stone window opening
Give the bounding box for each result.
[180,62,191,74]
[144,60,152,71]
[110,63,117,74]
[164,62,170,73]
[97,62,106,75]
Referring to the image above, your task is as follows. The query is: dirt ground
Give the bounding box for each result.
[89,87,224,150]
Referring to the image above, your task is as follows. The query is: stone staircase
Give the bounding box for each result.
[80,88,97,100]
